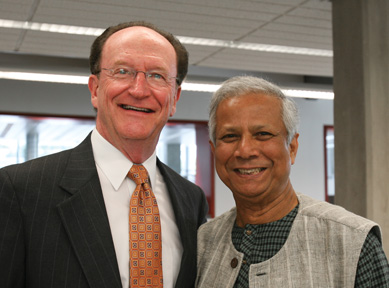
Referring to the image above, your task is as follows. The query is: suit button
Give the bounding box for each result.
[246,230,252,236]
[231,258,238,268]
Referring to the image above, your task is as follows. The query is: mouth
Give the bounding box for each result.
[236,168,266,175]
[120,104,153,113]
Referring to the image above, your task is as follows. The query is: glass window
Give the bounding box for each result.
[324,125,335,203]
[0,115,95,167]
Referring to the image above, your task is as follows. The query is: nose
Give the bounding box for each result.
[127,72,150,98]
[234,136,259,159]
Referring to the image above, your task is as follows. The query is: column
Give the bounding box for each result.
[333,0,389,251]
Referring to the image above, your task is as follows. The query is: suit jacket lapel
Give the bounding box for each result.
[157,159,191,246]
[57,135,121,288]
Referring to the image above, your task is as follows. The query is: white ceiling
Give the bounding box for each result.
[0,0,333,88]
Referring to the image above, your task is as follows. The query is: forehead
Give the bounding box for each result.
[101,26,177,67]
[219,92,281,115]
[216,93,284,127]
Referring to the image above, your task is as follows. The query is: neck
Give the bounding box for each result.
[235,182,298,227]
[119,141,155,164]
[96,126,157,164]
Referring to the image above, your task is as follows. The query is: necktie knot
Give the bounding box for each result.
[128,164,149,186]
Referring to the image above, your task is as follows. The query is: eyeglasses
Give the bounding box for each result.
[98,67,179,89]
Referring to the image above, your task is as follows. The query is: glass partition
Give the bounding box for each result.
[0,114,214,217]
[324,125,335,203]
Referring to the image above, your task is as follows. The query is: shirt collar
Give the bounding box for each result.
[91,128,157,190]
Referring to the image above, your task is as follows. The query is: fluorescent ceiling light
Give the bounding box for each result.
[178,36,332,57]
[0,19,332,57]
[0,19,103,36]
[0,71,89,84]
[0,71,333,100]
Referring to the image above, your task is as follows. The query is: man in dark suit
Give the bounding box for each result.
[0,21,208,288]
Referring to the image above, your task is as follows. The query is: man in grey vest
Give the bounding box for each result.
[196,76,389,287]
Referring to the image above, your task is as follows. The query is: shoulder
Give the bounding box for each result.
[197,208,237,261]
[1,148,71,177]
[1,135,92,183]
[0,147,74,207]
[198,208,236,239]
[297,193,380,238]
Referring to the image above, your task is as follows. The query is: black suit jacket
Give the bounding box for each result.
[0,134,208,288]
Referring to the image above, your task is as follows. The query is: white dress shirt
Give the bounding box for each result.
[91,129,183,288]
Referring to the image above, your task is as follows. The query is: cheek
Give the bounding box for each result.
[101,80,128,98]
[214,156,231,186]
[106,88,124,101]
[158,92,177,114]
[271,148,293,171]
[214,145,232,167]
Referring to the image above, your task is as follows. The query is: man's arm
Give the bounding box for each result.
[0,168,25,288]
[355,229,389,287]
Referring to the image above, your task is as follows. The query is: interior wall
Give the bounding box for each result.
[0,79,334,217]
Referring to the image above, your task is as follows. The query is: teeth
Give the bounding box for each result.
[121,105,152,113]
[237,168,264,175]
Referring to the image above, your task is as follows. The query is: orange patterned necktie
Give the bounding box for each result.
[128,164,163,287]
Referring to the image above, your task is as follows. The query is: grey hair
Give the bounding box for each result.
[208,76,300,144]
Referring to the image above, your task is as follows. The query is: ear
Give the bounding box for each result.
[289,133,299,165]
[209,140,215,155]
[88,74,99,109]
[169,86,181,117]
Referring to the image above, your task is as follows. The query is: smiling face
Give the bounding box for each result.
[88,26,180,162]
[210,93,298,205]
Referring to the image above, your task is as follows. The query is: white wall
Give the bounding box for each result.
[292,98,334,202]
[0,79,93,116]
[0,79,334,217]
